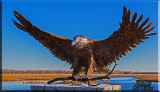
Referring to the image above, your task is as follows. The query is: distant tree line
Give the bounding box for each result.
[1,69,158,74]
[1,69,72,74]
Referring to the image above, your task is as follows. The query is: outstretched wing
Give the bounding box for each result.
[92,6,156,67]
[13,10,74,65]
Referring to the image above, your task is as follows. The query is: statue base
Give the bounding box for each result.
[31,83,121,91]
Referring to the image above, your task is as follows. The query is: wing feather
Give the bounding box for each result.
[91,6,156,67]
[13,10,74,65]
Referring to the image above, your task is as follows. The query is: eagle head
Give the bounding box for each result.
[71,35,89,49]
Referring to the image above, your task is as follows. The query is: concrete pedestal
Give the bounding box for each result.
[31,83,121,91]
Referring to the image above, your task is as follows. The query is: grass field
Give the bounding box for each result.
[2,74,159,82]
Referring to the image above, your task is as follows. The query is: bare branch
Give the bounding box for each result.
[47,76,110,84]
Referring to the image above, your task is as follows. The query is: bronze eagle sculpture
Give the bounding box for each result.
[13,6,156,78]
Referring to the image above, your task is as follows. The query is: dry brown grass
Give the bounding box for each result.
[2,74,72,82]
[2,74,159,82]
[2,74,104,82]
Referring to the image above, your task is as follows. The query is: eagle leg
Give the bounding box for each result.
[72,57,82,77]
[85,54,94,78]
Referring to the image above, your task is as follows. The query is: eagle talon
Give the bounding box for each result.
[68,76,75,80]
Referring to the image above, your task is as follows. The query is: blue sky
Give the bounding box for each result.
[2,0,158,72]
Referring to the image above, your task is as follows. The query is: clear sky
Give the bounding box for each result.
[2,0,158,72]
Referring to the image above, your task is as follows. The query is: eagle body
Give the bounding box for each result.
[72,45,93,77]
[13,6,156,78]
[71,35,95,77]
